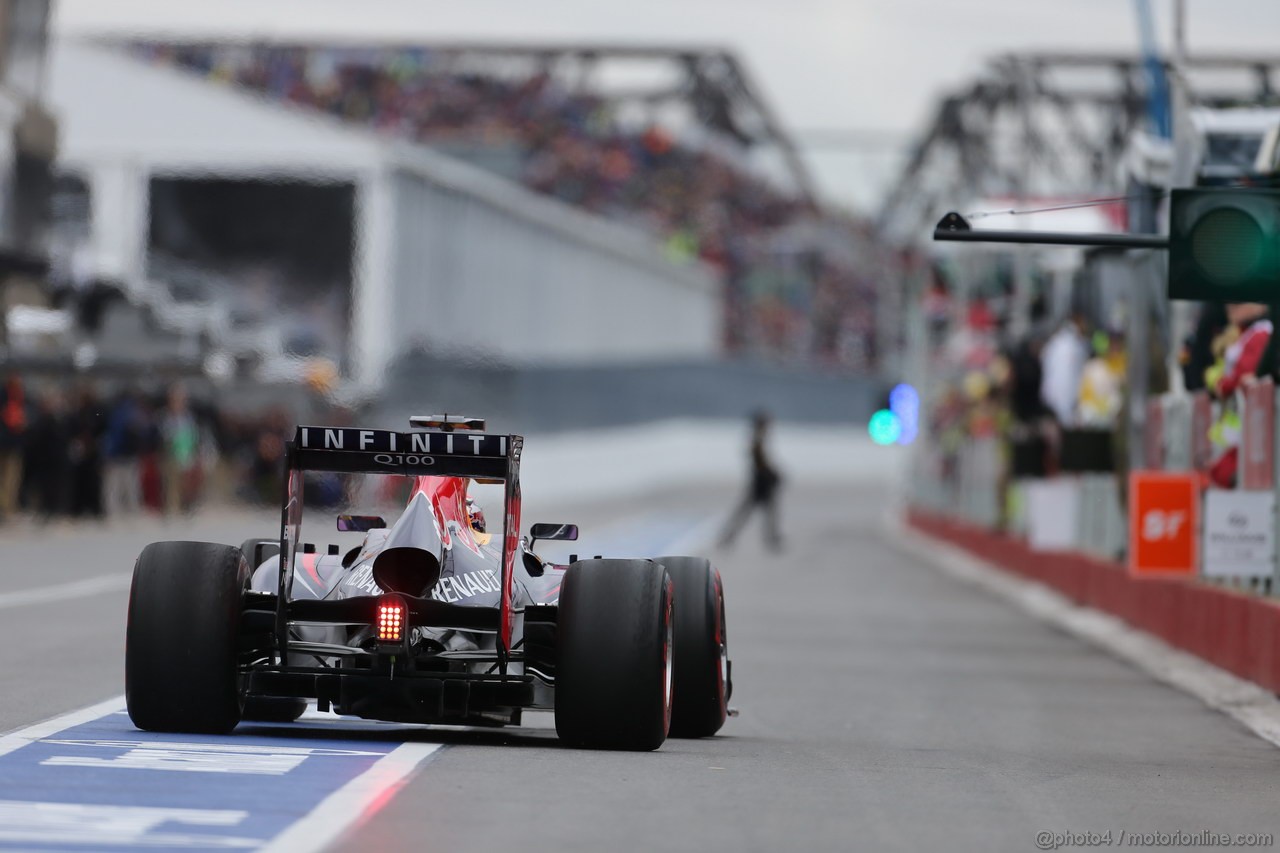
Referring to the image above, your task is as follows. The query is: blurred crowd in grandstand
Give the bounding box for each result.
[0,375,299,523]
[130,42,881,369]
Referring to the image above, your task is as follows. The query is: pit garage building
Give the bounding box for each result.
[46,40,719,389]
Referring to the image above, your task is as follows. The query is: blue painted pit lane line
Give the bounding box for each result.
[0,698,440,852]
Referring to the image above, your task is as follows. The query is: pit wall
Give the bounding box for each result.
[908,379,1280,692]
[379,356,883,433]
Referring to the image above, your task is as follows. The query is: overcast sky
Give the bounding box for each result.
[53,0,1280,211]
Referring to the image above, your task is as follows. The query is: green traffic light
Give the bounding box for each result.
[1168,188,1280,303]
[1190,207,1266,286]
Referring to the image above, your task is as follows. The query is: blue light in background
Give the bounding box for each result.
[888,382,919,446]
[889,383,918,412]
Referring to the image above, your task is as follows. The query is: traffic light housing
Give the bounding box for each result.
[1169,187,1280,302]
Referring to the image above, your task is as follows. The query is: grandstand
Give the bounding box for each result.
[48,40,723,390]
[121,39,884,370]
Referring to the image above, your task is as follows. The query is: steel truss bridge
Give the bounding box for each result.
[880,51,1280,243]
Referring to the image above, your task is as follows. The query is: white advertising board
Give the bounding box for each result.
[1202,490,1275,579]
[1025,478,1080,552]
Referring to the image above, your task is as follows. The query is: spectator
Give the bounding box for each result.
[25,388,70,520]
[717,410,783,551]
[1006,338,1051,478]
[0,375,26,522]
[1207,303,1272,488]
[1214,303,1271,398]
[161,383,200,515]
[1040,314,1090,426]
[1077,331,1126,427]
[1008,339,1046,425]
[68,384,106,518]
[138,395,165,512]
[1181,303,1228,392]
[103,389,144,517]
[249,408,291,505]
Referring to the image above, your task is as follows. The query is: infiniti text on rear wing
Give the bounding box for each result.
[291,425,515,480]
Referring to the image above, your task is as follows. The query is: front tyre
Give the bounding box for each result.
[660,556,729,738]
[126,541,249,733]
[555,559,673,751]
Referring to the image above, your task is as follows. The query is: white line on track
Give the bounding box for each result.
[891,514,1280,750]
[0,695,127,759]
[258,741,442,853]
[0,573,131,610]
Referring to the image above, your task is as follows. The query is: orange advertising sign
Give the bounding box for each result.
[1129,471,1199,578]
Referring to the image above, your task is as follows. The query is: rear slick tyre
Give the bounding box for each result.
[659,556,729,738]
[555,558,673,751]
[126,541,248,734]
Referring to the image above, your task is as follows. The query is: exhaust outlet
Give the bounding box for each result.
[371,547,442,597]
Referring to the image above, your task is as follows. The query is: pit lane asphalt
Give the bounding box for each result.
[340,484,1280,853]
[6,486,1280,852]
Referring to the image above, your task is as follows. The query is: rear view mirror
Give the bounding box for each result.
[529,523,578,543]
[337,514,387,533]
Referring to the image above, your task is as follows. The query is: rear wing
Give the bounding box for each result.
[277,425,524,668]
[292,425,515,479]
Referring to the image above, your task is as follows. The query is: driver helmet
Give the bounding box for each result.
[466,497,487,533]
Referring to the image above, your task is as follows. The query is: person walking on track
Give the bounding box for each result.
[719,410,783,551]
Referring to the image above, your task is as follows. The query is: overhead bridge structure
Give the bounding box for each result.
[880,51,1280,244]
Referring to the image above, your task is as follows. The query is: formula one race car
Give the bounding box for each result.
[124,415,730,751]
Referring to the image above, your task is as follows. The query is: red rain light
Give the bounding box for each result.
[377,598,405,642]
